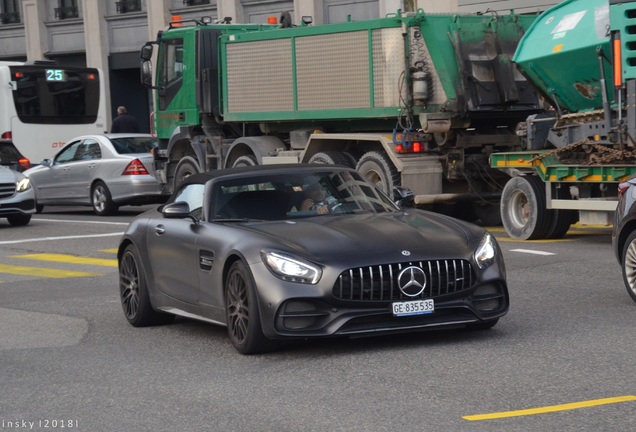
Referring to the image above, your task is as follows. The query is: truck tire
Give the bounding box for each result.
[309,151,355,168]
[174,156,200,189]
[472,202,502,226]
[500,175,551,240]
[545,186,575,239]
[356,151,400,194]
[232,155,257,168]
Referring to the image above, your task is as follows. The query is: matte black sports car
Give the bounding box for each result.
[118,164,508,354]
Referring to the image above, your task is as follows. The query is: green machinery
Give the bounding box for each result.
[140,9,542,224]
[489,0,636,240]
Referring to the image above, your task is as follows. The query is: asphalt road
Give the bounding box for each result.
[1,207,635,432]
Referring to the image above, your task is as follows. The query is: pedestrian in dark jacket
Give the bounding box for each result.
[111,106,140,133]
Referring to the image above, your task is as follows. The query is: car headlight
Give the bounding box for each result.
[261,250,322,284]
[16,177,31,192]
[474,233,496,270]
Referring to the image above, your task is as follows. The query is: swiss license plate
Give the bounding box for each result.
[392,299,434,317]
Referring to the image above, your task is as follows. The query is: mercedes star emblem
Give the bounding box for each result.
[397,266,427,297]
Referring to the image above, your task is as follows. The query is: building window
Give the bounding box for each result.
[55,0,79,20]
[183,0,210,6]
[116,0,141,14]
[0,0,21,24]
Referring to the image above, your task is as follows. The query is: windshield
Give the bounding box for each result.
[109,137,158,154]
[9,66,100,124]
[211,169,398,221]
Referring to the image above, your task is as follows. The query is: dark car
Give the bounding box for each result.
[0,140,30,172]
[613,176,636,302]
[118,164,509,354]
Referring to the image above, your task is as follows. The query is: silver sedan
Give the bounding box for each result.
[25,134,169,215]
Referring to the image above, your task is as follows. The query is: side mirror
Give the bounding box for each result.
[140,61,153,88]
[393,186,415,208]
[162,201,198,222]
[40,159,52,168]
[140,43,153,61]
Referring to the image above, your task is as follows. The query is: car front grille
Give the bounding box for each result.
[333,259,474,301]
[0,182,16,199]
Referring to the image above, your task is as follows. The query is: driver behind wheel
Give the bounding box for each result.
[299,182,334,215]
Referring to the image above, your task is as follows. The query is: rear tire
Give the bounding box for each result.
[92,181,118,216]
[119,244,174,326]
[232,155,258,168]
[174,156,200,189]
[309,151,356,168]
[500,176,551,240]
[545,186,575,239]
[356,151,400,195]
[7,214,31,226]
[621,231,636,303]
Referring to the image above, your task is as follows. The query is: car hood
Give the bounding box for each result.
[0,165,20,182]
[238,210,484,263]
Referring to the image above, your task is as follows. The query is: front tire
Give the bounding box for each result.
[500,176,551,240]
[621,231,636,303]
[92,181,118,216]
[7,214,31,226]
[225,260,273,354]
[119,244,174,326]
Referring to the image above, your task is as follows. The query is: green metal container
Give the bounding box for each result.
[513,0,611,113]
[219,10,539,130]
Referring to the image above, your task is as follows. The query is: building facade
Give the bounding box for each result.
[0,0,559,130]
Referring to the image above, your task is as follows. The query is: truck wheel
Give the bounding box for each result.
[356,151,400,194]
[500,176,551,240]
[174,156,200,189]
[309,151,355,168]
[621,231,636,303]
[472,202,502,226]
[92,181,118,216]
[232,155,257,168]
[545,186,574,239]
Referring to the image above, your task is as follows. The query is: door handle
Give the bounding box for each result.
[155,224,165,235]
[87,163,96,168]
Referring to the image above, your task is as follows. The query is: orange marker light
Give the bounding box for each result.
[614,38,623,87]
[267,16,277,24]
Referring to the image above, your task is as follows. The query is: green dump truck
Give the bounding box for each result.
[141,1,636,241]
[140,9,542,224]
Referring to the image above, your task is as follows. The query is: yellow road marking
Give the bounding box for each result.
[100,248,118,254]
[10,253,117,267]
[0,264,100,279]
[463,396,636,421]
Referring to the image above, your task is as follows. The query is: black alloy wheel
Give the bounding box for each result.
[225,260,273,354]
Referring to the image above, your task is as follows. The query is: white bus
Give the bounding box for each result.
[0,61,107,164]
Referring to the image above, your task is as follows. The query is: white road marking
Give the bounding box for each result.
[510,249,555,256]
[0,232,124,245]
[33,218,129,226]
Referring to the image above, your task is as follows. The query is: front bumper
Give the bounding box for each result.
[270,281,508,338]
[250,260,509,340]
[0,190,36,216]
